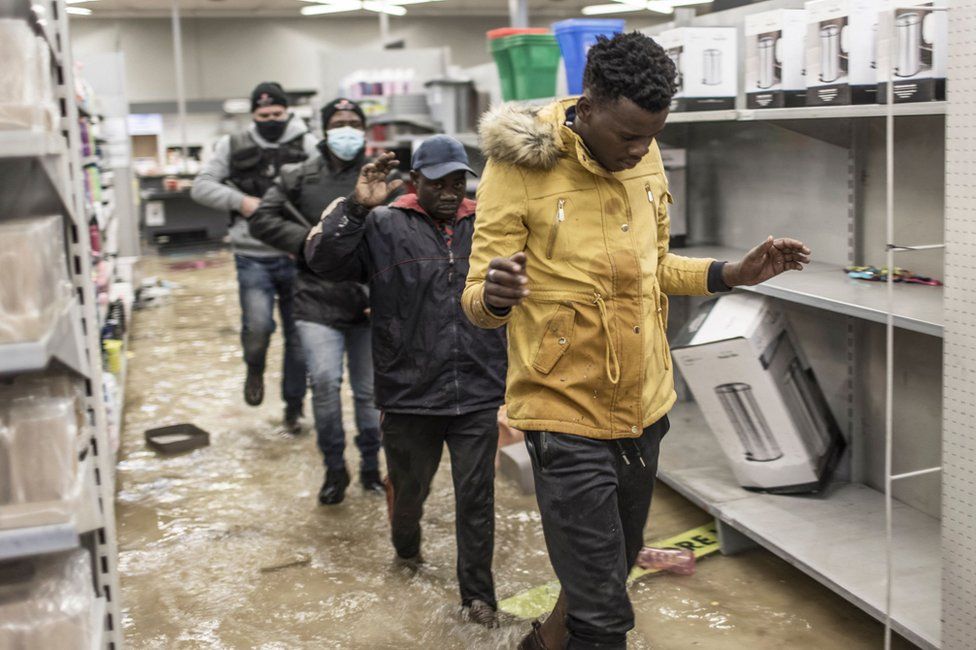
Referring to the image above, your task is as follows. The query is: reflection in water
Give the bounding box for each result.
[117,251,910,649]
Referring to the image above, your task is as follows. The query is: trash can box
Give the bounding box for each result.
[671,293,845,494]
[552,18,625,95]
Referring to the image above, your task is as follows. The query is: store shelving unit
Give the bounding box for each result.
[638,1,947,647]
[0,1,123,648]
[682,245,944,337]
[661,402,940,649]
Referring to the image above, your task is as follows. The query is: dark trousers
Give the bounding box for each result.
[382,409,498,608]
[525,417,670,650]
[234,254,306,409]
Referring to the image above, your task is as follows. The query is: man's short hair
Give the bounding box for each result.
[582,32,677,113]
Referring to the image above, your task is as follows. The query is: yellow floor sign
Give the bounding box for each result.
[499,523,721,620]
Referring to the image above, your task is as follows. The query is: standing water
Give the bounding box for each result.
[116,251,914,649]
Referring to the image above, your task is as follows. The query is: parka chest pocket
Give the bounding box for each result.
[545,198,567,260]
[532,304,576,374]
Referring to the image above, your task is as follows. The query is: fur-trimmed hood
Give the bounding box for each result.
[477,101,568,170]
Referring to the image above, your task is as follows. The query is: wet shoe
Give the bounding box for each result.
[283,403,304,435]
[517,621,548,650]
[393,552,424,573]
[466,599,499,629]
[318,468,350,505]
[360,470,384,493]
[244,367,264,406]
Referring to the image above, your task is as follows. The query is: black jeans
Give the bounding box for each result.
[382,409,498,608]
[525,417,670,650]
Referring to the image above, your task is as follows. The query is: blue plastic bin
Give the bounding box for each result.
[552,18,626,95]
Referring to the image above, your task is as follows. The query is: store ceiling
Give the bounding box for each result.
[74,0,651,18]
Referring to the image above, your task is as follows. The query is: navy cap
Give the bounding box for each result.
[411,135,476,179]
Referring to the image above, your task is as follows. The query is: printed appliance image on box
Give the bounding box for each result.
[805,0,880,105]
[656,28,737,111]
[876,0,946,102]
[746,10,808,108]
[671,294,845,493]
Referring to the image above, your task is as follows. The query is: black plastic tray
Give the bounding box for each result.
[145,423,210,454]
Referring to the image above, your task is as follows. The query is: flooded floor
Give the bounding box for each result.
[116,249,915,649]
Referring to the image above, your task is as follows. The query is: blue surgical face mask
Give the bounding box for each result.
[326,126,365,161]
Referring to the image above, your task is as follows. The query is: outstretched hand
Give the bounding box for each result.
[353,152,403,209]
[484,252,529,310]
[724,236,811,287]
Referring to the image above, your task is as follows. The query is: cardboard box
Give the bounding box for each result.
[804,0,880,105]
[661,147,688,247]
[656,28,737,112]
[745,10,808,108]
[876,0,946,102]
[671,294,844,493]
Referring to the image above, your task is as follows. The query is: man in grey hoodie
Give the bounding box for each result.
[191,82,318,431]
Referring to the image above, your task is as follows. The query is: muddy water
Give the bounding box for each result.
[117,250,913,649]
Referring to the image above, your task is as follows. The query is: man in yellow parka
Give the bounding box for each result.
[462,33,810,649]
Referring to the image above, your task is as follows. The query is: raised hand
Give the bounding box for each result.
[484,252,529,310]
[724,236,811,287]
[353,152,404,209]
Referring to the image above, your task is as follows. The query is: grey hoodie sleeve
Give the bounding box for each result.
[190,135,246,212]
[302,132,319,158]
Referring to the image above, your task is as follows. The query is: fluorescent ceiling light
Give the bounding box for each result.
[362,1,407,14]
[583,0,678,14]
[582,3,643,13]
[645,0,676,13]
[301,1,363,15]
[300,0,408,15]
[65,6,92,14]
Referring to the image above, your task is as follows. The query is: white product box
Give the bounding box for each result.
[745,10,808,109]
[804,0,880,105]
[671,294,845,493]
[656,28,737,112]
[876,0,946,103]
[660,147,688,246]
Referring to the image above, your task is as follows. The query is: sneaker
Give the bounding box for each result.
[283,403,304,435]
[360,469,384,493]
[244,367,264,406]
[466,599,499,629]
[318,468,350,505]
[517,621,548,650]
[393,552,424,574]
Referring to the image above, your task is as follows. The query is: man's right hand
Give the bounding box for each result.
[484,252,529,310]
[240,195,262,218]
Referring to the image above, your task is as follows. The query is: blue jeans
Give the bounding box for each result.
[295,320,381,472]
[234,254,306,409]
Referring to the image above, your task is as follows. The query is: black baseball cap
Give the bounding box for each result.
[411,135,476,180]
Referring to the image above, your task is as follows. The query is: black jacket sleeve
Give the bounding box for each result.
[304,198,371,283]
[249,165,310,257]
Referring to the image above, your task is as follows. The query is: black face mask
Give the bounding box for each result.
[255,114,291,142]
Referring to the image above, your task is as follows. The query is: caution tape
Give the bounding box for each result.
[498,522,720,620]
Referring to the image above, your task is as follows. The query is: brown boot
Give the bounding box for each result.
[517,621,548,650]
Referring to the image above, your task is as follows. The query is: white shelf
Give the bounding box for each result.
[667,102,946,124]
[682,245,943,337]
[0,298,92,378]
[0,131,79,226]
[661,401,941,650]
[90,597,106,650]
[0,454,103,562]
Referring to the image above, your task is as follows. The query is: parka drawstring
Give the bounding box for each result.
[594,293,621,385]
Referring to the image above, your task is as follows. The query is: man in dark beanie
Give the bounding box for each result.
[191,82,318,431]
[250,97,389,506]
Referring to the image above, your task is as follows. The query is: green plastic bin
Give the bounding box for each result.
[490,33,562,101]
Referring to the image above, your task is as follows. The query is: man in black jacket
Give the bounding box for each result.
[304,136,507,628]
[249,98,384,506]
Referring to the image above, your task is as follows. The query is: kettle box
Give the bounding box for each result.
[876,0,947,102]
[804,0,880,105]
[745,10,808,109]
[655,27,737,112]
[671,294,845,494]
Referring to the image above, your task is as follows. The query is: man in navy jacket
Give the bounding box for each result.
[304,136,506,628]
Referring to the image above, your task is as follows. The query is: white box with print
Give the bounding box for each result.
[671,294,844,493]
